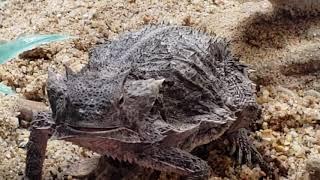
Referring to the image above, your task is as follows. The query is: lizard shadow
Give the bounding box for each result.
[236,11,320,51]
[233,11,320,88]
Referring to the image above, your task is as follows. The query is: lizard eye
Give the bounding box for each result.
[118,95,124,105]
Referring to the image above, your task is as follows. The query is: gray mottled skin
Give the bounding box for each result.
[25,25,269,180]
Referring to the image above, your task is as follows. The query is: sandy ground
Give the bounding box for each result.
[0,0,320,179]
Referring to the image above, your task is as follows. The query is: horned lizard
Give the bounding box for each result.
[24,25,271,179]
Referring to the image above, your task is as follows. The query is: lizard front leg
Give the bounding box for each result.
[24,111,54,180]
[228,128,273,175]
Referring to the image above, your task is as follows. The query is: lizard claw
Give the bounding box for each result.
[230,128,252,165]
[229,128,273,175]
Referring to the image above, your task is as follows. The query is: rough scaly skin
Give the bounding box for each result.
[25,25,268,179]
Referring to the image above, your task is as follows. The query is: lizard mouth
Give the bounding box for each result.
[67,125,119,132]
[54,124,142,143]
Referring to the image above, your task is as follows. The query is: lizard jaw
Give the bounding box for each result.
[67,125,119,132]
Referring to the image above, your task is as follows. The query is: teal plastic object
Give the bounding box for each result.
[0,34,74,95]
[0,34,73,64]
[0,82,14,95]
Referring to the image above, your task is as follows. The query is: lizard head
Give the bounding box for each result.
[47,66,128,129]
[47,66,164,136]
[223,61,262,132]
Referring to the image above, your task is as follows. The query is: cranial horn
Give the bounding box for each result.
[101,68,131,84]
[149,78,165,94]
[63,64,75,79]
[47,67,65,83]
[48,67,56,80]
[119,69,131,84]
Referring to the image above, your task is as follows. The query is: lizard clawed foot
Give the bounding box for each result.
[228,128,273,175]
[24,111,54,180]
